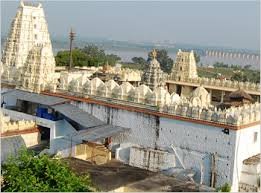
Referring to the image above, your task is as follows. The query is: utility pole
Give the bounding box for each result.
[69,28,75,71]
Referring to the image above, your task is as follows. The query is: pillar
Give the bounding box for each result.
[221,90,225,103]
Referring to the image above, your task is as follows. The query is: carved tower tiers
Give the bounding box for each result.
[141,49,165,91]
[20,44,55,93]
[170,49,198,81]
[1,1,55,87]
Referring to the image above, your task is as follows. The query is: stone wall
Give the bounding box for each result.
[129,146,176,172]
[55,76,260,126]
[1,119,36,133]
[71,100,260,190]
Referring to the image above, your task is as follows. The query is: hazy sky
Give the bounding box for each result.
[1,1,260,50]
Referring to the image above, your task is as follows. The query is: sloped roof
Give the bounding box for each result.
[76,124,130,142]
[51,103,104,128]
[192,86,208,97]
[229,89,253,101]
[2,89,69,106]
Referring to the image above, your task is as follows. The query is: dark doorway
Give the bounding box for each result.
[39,126,50,141]
[177,85,182,95]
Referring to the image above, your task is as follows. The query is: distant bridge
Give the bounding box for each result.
[205,50,260,61]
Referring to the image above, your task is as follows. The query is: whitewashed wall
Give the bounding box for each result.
[231,124,260,192]
[72,101,259,190]
[21,132,40,147]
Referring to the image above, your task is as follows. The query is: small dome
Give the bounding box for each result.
[192,86,209,97]
[170,93,181,104]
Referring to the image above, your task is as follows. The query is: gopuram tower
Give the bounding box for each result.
[141,49,165,90]
[1,1,55,93]
[170,49,198,81]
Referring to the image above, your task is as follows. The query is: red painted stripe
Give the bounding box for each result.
[41,91,260,130]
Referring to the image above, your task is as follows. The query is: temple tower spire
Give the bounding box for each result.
[1,1,56,92]
[141,49,165,90]
[1,0,55,85]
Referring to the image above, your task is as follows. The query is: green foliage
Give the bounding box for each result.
[55,45,121,67]
[131,57,147,66]
[231,72,247,82]
[213,62,229,68]
[199,63,260,83]
[1,148,94,192]
[148,49,174,73]
[216,183,231,192]
[55,48,88,67]
[121,62,143,70]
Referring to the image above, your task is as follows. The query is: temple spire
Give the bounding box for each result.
[152,49,157,59]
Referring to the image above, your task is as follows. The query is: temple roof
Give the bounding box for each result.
[229,89,253,101]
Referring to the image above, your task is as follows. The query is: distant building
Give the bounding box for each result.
[170,49,198,81]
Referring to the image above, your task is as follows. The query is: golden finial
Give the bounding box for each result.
[152,49,157,59]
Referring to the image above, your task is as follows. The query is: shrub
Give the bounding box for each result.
[1,148,94,192]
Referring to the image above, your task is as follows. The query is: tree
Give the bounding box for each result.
[131,57,147,65]
[106,54,121,66]
[55,45,121,67]
[1,148,94,192]
[55,49,87,67]
[216,183,231,192]
[148,49,174,73]
[213,62,228,68]
[231,72,247,82]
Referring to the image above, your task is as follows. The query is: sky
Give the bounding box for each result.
[1,0,260,50]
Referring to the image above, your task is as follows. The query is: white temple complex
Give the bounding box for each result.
[1,1,260,192]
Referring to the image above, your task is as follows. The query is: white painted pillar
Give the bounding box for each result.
[221,91,225,103]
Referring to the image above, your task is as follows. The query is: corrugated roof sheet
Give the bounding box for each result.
[75,124,130,142]
[2,89,69,106]
[52,103,105,128]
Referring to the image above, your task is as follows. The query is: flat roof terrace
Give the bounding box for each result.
[63,157,214,192]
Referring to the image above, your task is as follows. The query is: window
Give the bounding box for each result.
[34,24,37,29]
[34,34,37,39]
[180,66,182,71]
[254,132,258,143]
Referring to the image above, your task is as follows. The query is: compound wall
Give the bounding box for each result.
[70,100,261,191]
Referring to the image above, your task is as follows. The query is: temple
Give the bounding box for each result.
[141,49,165,90]
[1,1,55,92]
[1,2,260,192]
